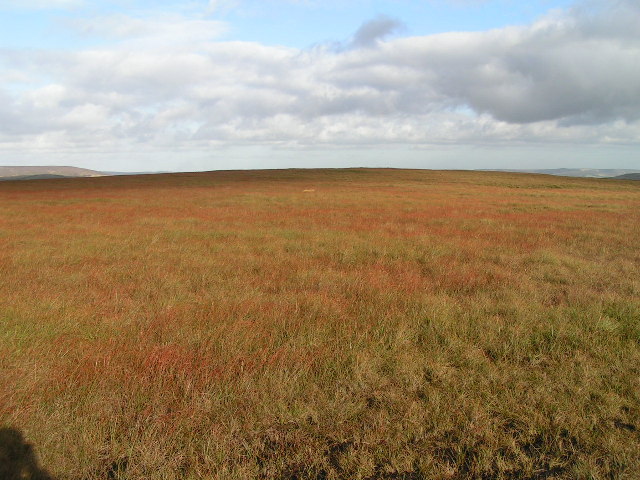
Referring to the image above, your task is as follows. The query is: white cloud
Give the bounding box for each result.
[0,0,639,170]
[68,14,228,47]
[0,0,82,10]
[207,0,239,14]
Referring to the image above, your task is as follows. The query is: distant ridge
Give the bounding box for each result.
[2,166,639,181]
[0,174,69,182]
[483,168,640,178]
[613,173,640,180]
[0,166,104,179]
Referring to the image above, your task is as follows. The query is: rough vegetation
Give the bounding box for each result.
[1,169,639,479]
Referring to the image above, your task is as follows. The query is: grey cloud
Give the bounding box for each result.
[332,8,640,125]
[351,15,404,48]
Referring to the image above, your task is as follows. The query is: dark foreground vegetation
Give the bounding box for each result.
[1,169,639,479]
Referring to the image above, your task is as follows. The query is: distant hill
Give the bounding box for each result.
[613,173,640,180]
[0,166,104,179]
[102,170,172,175]
[0,174,70,182]
[485,168,640,178]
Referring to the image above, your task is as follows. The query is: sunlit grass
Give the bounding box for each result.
[1,169,639,479]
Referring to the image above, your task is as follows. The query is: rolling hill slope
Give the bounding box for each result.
[0,166,103,179]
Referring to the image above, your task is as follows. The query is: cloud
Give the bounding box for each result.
[350,15,404,48]
[0,0,639,164]
[68,14,228,47]
[0,0,82,10]
[207,0,239,14]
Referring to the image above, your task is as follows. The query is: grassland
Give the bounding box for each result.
[1,169,639,479]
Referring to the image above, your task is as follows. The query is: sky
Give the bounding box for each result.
[0,0,638,172]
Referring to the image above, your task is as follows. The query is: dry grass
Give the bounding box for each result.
[1,168,639,479]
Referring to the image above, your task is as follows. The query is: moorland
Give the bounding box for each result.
[1,168,639,479]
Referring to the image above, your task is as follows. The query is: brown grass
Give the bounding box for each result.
[1,168,639,479]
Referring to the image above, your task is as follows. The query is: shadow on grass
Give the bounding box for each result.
[0,428,53,480]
